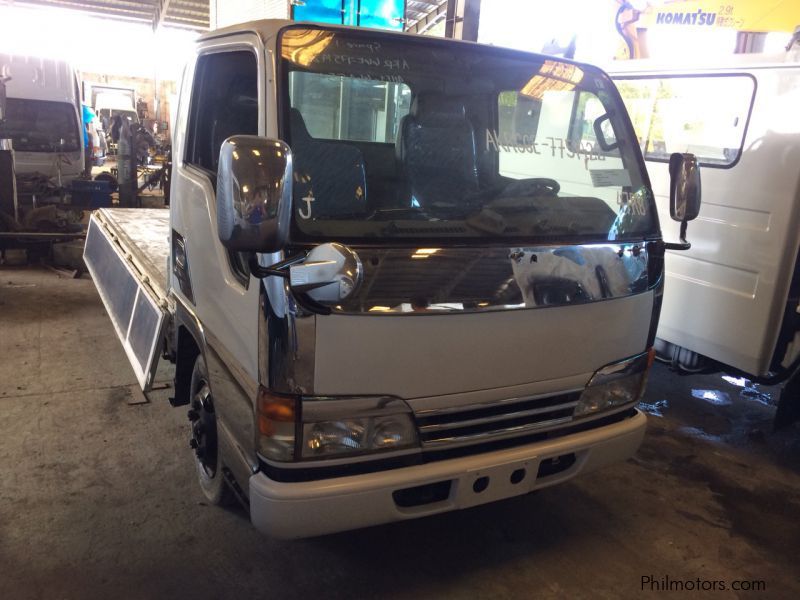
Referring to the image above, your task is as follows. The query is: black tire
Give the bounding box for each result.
[189,355,233,505]
[94,172,119,193]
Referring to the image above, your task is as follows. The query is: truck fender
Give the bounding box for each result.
[171,300,207,407]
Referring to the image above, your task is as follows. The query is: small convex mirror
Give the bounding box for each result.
[289,243,363,304]
[593,114,618,152]
[217,135,292,253]
[669,152,701,222]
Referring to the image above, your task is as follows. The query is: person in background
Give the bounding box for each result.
[81,103,96,177]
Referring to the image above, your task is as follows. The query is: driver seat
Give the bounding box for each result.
[395,94,480,209]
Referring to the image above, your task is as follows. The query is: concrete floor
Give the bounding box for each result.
[1,265,799,599]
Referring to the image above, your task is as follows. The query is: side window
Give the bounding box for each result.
[185,50,258,174]
[288,71,410,143]
[615,75,755,167]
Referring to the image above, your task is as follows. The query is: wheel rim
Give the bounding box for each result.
[190,383,218,479]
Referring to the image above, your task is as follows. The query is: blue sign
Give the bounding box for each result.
[293,0,405,31]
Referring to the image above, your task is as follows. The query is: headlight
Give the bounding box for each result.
[302,413,417,458]
[257,388,418,462]
[574,350,654,418]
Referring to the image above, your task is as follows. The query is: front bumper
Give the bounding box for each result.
[249,409,647,539]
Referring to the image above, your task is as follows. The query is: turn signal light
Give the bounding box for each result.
[257,387,297,461]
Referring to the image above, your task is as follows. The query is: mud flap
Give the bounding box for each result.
[83,215,167,391]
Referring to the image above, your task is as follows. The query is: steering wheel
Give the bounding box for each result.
[503,177,560,197]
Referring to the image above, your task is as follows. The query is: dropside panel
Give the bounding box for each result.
[83,212,169,391]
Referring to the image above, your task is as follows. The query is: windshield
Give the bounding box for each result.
[0,98,80,152]
[280,27,657,244]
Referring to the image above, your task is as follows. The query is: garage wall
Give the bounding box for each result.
[81,72,178,131]
[210,0,289,29]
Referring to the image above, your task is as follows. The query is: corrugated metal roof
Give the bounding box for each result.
[3,0,210,31]
[405,0,448,33]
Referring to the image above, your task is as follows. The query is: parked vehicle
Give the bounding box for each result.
[0,54,83,186]
[90,82,139,125]
[88,84,136,120]
[84,20,700,538]
[610,48,800,425]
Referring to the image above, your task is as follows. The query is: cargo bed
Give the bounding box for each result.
[83,208,171,390]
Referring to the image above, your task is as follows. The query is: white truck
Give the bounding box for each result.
[611,48,800,426]
[83,20,700,538]
[0,54,84,187]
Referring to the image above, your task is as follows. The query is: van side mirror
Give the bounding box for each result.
[217,136,292,253]
[664,152,701,251]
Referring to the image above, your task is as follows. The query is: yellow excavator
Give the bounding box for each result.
[615,0,800,59]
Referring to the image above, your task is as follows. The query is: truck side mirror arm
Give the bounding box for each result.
[248,252,307,279]
[248,251,332,315]
[250,243,363,316]
[663,221,691,251]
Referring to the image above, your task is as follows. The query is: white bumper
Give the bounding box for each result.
[249,410,647,539]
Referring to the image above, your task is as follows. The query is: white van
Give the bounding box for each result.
[610,49,800,424]
[0,54,84,185]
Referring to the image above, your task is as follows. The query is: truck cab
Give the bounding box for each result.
[85,20,700,538]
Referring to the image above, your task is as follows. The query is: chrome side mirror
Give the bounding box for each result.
[217,136,292,253]
[289,243,363,304]
[669,152,701,222]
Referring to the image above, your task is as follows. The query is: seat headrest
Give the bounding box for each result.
[410,94,466,123]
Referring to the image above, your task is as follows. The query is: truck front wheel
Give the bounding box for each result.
[188,355,232,505]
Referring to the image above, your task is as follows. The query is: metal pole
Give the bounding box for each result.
[0,138,18,224]
[1,74,18,224]
[446,0,482,41]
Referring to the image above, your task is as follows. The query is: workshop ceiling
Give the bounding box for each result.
[3,0,209,31]
[1,1,449,34]
[405,0,447,33]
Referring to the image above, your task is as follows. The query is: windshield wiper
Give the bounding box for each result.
[366,207,428,221]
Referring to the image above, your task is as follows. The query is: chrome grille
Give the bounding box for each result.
[415,391,582,449]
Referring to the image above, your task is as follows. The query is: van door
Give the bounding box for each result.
[614,68,800,376]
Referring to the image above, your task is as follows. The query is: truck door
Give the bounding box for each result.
[170,35,267,480]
